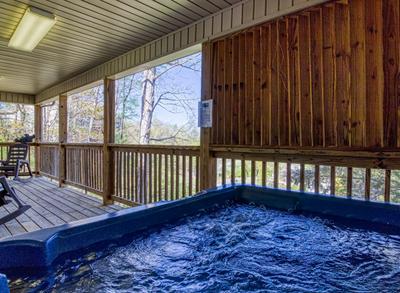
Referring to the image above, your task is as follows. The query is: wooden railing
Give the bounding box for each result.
[29,142,400,206]
[39,143,59,179]
[111,145,200,205]
[64,144,104,194]
[211,147,400,204]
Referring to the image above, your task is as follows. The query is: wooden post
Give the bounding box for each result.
[58,94,68,187]
[103,77,116,204]
[34,104,42,175]
[200,42,216,190]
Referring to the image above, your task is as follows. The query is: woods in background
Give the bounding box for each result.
[41,101,59,142]
[116,53,201,145]
[0,102,34,141]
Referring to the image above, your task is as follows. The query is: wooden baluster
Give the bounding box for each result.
[251,160,256,185]
[158,153,162,201]
[287,162,291,190]
[241,158,246,184]
[153,153,157,202]
[330,166,336,195]
[170,154,174,200]
[175,155,180,199]
[144,152,149,204]
[274,162,279,188]
[149,153,153,202]
[165,154,169,200]
[365,168,371,201]
[231,159,236,185]
[261,161,266,187]
[385,169,391,203]
[128,152,133,202]
[222,158,227,185]
[347,167,352,198]
[300,163,306,191]
[195,156,200,192]
[315,165,320,194]
[133,152,137,203]
[188,156,193,195]
[182,155,186,197]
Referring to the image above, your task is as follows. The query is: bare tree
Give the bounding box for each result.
[138,53,201,144]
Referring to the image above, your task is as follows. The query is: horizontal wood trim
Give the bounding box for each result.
[38,173,59,181]
[36,0,329,102]
[63,180,103,196]
[109,144,200,155]
[112,196,140,207]
[0,91,35,105]
[62,143,104,148]
[211,146,400,169]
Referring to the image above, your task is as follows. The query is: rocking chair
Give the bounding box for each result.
[0,144,33,181]
[0,176,30,224]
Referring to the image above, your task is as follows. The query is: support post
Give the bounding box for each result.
[200,42,216,190]
[103,77,116,205]
[58,94,68,187]
[34,104,42,175]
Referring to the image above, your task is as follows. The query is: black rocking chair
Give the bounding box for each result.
[0,144,33,181]
[0,176,30,224]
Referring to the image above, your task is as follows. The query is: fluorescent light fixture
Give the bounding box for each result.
[8,7,56,52]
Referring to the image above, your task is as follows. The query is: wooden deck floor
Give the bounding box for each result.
[0,177,124,239]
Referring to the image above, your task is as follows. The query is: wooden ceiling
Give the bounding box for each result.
[0,0,240,95]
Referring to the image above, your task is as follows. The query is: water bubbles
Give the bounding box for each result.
[10,203,400,292]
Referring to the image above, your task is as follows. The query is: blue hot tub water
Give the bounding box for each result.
[2,186,400,292]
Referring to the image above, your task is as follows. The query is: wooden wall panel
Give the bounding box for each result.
[287,17,300,146]
[383,0,400,147]
[365,0,384,147]
[209,0,400,150]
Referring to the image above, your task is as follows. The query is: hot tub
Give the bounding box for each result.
[1,185,400,291]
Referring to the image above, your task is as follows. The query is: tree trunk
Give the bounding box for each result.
[139,68,156,144]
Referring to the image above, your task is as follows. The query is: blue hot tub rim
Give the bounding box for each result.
[0,184,400,279]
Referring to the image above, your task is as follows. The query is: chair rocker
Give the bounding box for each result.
[0,144,33,181]
[0,176,30,225]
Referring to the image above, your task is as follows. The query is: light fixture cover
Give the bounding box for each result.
[8,7,56,52]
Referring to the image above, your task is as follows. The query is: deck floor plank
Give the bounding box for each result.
[35,179,119,213]
[0,177,124,239]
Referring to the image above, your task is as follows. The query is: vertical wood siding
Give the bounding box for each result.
[209,0,400,149]
[36,0,329,102]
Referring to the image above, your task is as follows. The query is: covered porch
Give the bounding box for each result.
[0,0,399,229]
[1,0,400,291]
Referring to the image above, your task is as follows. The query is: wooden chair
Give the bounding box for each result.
[0,176,30,224]
[0,144,33,181]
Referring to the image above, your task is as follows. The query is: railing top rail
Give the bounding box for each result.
[0,142,38,148]
[211,146,400,169]
[37,142,59,146]
[210,146,400,158]
[109,143,200,150]
[109,144,200,153]
[62,143,104,148]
